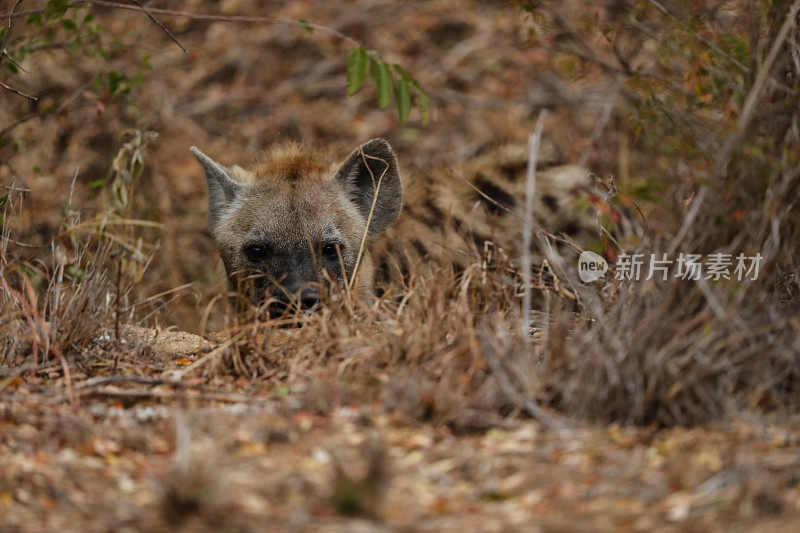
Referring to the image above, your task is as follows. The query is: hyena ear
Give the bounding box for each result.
[333,138,402,234]
[191,146,241,229]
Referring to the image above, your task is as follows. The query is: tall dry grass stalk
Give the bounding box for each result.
[521,109,549,337]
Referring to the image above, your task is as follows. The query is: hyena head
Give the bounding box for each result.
[191,139,402,313]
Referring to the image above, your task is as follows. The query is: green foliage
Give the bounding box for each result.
[371,56,393,109]
[346,46,368,95]
[297,19,314,34]
[396,76,411,123]
[4,4,427,136]
[346,46,429,124]
[43,0,69,25]
[2,3,148,131]
[100,56,151,98]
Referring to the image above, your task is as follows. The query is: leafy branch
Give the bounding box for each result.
[346,46,429,124]
[0,0,430,126]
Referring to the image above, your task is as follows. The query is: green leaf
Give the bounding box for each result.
[346,46,368,95]
[69,37,82,54]
[107,70,127,97]
[368,52,382,88]
[396,77,410,123]
[61,19,77,31]
[297,19,314,34]
[392,63,409,78]
[44,0,69,25]
[415,86,429,125]
[27,13,43,28]
[375,61,393,109]
[86,22,105,37]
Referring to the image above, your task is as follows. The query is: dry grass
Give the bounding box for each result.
[3,147,798,430]
[0,212,115,373]
[535,275,800,425]
[183,204,800,429]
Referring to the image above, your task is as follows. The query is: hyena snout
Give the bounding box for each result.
[242,248,329,312]
[255,264,324,312]
[273,280,321,311]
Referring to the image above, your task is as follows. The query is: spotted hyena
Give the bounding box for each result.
[191,139,402,313]
[193,138,633,313]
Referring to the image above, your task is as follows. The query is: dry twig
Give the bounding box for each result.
[130,0,187,54]
[0,79,36,101]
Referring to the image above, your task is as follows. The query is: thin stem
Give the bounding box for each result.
[0,1,361,47]
[521,109,548,337]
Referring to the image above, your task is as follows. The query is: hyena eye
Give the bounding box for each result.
[321,242,341,261]
[243,243,271,263]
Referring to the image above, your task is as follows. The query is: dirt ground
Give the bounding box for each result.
[3,313,800,531]
[2,0,800,531]
[4,350,800,531]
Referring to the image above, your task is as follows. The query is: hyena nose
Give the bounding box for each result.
[298,287,320,311]
[284,281,320,311]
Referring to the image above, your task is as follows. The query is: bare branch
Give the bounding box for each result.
[0,78,90,139]
[0,0,24,56]
[0,1,361,47]
[2,49,27,72]
[1,0,24,72]
[715,0,800,176]
[0,79,36,101]
[130,0,187,55]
